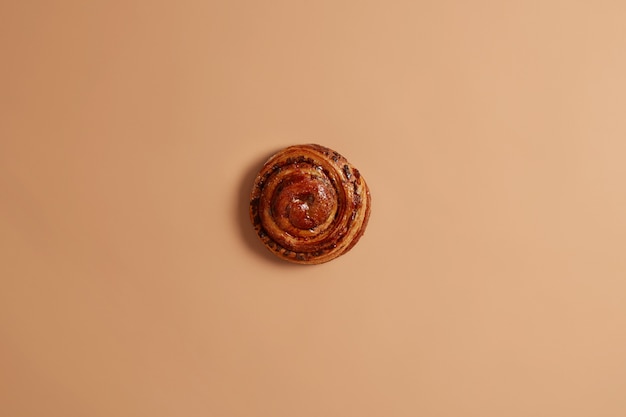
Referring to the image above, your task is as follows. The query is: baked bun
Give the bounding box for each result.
[250,144,371,264]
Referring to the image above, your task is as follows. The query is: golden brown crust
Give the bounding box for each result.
[249,144,371,264]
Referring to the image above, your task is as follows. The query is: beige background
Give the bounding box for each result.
[2,1,626,416]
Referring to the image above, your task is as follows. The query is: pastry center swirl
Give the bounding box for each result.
[272,172,336,231]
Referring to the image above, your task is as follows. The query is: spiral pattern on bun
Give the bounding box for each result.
[250,144,371,264]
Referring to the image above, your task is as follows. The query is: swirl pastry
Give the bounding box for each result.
[250,144,371,264]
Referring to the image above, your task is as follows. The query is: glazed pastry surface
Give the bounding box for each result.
[250,144,371,264]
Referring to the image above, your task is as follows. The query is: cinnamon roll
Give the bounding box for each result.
[249,144,371,264]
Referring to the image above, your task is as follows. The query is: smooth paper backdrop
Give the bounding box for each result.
[2,1,625,416]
